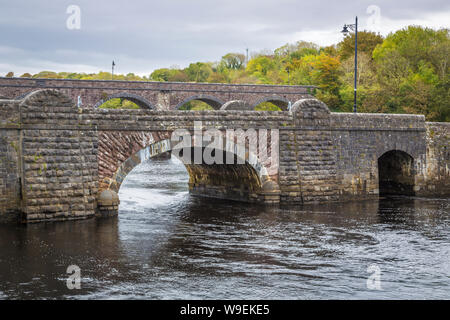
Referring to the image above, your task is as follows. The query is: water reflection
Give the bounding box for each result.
[0,157,448,299]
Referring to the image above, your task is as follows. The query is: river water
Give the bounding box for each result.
[0,157,449,300]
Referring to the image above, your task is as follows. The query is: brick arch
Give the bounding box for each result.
[93,92,155,109]
[107,139,172,192]
[98,131,171,192]
[175,95,224,110]
[253,95,291,111]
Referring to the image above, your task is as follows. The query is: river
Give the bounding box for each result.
[0,157,448,299]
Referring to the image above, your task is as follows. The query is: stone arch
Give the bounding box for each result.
[93,92,155,109]
[175,95,224,110]
[15,91,35,100]
[290,98,330,116]
[253,95,291,111]
[107,139,172,192]
[220,100,253,111]
[378,150,415,196]
[19,89,75,110]
[98,132,279,206]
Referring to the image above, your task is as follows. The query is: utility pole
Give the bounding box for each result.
[246,48,249,66]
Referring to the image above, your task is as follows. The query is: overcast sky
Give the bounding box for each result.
[0,0,449,76]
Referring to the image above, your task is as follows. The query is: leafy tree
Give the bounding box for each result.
[5,72,14,77]
[151,68,176,81]
[10,25,449,121]
[220,53,245,70]
[179,100,214,110]
[169,70,190,82]
[184,62,213,82]
[246,55,276,83]
[372,26,449,120]
[254,102,282,111]
[338,31,384,60]
[99,98,139,109]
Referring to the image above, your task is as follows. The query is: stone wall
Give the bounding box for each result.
[329,112,427,200]
[416,122,450,195]
[278,99,339,203]
[7,90,98,222]
[0,100,21,222]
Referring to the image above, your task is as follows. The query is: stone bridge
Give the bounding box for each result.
[0,77,314,110]
[0,89,449,223]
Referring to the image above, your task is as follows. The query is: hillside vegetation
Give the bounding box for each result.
[6,26,449,121]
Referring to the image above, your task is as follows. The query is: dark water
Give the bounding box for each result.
[0,158,449,300]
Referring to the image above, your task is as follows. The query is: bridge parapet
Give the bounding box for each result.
[330,112,426,131]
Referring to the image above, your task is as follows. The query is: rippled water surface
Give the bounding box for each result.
[0,157,449,299]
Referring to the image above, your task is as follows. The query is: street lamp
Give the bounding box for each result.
[112,60,115,80]
[286,66,290,85]
[341,16,358,113]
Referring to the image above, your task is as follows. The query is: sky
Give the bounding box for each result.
[0,0,449,77]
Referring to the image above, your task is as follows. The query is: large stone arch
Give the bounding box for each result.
[97,130,280,215]
[378,150,415,196]
[93,92,155,109]
[253,95,291,111]
[175,95,224,110]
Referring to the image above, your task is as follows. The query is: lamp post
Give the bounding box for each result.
[286,66,290,85]
[341,16,358,113]
[112,60,115,80]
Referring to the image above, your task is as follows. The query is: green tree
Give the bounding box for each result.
[339,31,384,60]
[185,62,213,82]
[220,53,245,70]
[151,68,177,81]
[372,26,449,120]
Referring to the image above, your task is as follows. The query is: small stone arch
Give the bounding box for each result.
[94,92,155,109]
[378,150,415,196]
[253,95,291,111]
[175,95,224,110]
[19,89,75,110]
[290,98,330,116]
[220,100,253,111]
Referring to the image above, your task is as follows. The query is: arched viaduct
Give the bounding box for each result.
[0,77,314,110]
[0,89,448,223]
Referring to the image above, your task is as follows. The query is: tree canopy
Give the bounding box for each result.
[6,26,449,120]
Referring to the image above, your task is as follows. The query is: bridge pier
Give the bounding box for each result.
[96,190,120,217]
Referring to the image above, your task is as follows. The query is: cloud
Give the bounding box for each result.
[0,0,448,76]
